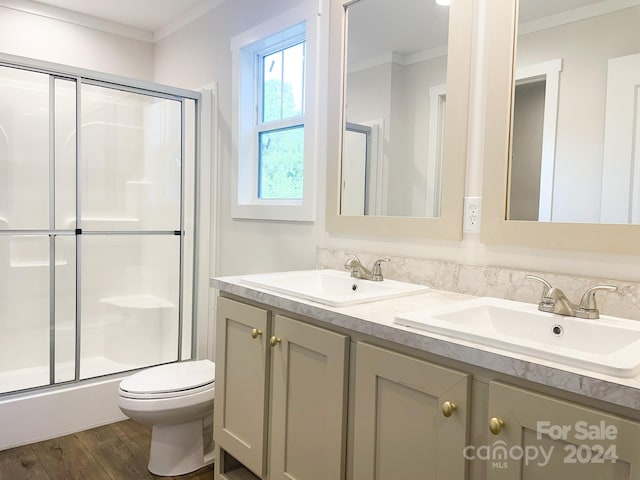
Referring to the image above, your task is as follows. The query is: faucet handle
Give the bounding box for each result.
[526,275,553,298]
[344,252,361,269]
[578,285,618,311]
[371,258,390,280]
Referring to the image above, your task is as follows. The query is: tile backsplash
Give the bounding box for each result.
[317,248,640,320]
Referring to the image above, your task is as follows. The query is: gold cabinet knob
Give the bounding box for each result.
[441,401,457,418]
[489,417,505,435]
[251,328,262,339]
[269,336,281,347]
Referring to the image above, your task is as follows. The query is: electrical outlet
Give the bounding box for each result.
[463,197,482,233]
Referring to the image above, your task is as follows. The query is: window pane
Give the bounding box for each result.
[261,42,305,123]
[258,126,304,199]
[283,43,305,118]
[262,50,283,122]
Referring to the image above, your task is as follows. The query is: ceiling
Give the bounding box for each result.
[22,0,219,34]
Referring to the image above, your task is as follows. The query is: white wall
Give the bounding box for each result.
[389,57,448,217]
[0,5,154,80]
[346,63,391,214]
[346,55,447,217]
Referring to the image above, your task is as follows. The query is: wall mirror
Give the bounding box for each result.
[326,0,473,239]
[482,0,640,253]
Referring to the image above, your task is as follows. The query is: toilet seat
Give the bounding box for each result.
[119,360,215,400]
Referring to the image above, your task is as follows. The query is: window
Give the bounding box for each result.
[231,4,320,221]
[258,39,305,200]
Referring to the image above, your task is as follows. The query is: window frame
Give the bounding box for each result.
[231,3,319,221]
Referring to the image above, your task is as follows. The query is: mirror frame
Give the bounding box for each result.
[482,0,640,254]
[326,0,473,239]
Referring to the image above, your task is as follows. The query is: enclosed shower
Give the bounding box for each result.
[0,58,199,398]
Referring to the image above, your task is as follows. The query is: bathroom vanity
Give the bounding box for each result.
[212,274,640,480]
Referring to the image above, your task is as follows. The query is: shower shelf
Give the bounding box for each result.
[10,260,68,268]
[80,217,141,229]
[100,294,174,310]
[9,235,68,267]
[61,217,142,229]
[126,180,152,185]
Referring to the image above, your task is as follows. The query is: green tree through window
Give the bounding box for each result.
[258,43,305,199]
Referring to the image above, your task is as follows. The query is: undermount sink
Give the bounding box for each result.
[394,297,640,378]
[241,269,428,307]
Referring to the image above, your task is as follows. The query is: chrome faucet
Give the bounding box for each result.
[344,253,389,281]
[526,275,617,319]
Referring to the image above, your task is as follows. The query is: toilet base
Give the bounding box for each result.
[148,419,214,476]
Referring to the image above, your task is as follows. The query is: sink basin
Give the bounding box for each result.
[394,297,640,378]
[241,269,428,307]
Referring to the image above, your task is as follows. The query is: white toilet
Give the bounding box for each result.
[118,359,215,476]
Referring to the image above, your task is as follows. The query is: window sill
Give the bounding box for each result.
[231,203,315,223]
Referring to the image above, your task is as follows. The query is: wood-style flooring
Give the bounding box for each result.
[0,420,213,480]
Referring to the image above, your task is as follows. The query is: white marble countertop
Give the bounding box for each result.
[212,273,640,412]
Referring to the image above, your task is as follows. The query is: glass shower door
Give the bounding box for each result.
[78,83,184,378]
[0,61,197,396]
[0,67,76,393]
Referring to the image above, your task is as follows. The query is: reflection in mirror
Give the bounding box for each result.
[508,0,640,224]
[340,0,450,217]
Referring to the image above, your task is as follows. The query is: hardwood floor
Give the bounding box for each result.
[0,420,213,480]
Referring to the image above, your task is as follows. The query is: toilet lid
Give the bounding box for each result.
[119,359,215,395]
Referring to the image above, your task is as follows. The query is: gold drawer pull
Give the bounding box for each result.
[489,417,505,435]
[270,336,282,347]
[441,401,457,418]
[251,328,262,339]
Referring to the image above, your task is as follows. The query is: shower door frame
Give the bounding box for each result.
[0,53,202,396]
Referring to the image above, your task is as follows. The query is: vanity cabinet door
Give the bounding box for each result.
[215,297,270,478]
[269,314,349,480]
[486,381,640,479]
[351,343,470,480]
